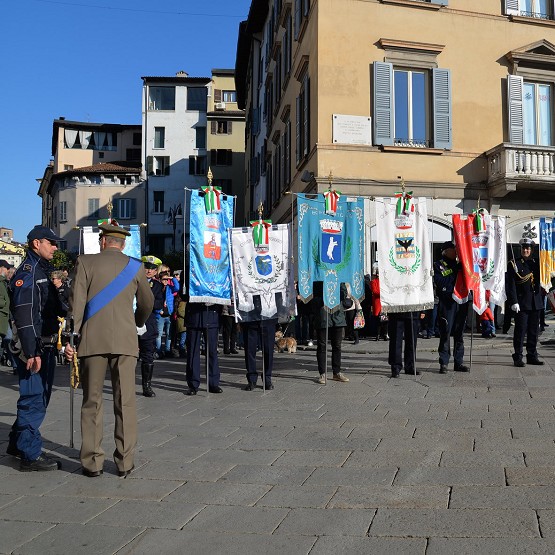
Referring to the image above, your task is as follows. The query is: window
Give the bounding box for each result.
[113,198,136,220]
[214,179,232,191]
[63,129,117,151]
[53,206,57,228]
[196,127,207,149]
[126,148,141,161]
[99,152,104,159]
[283,120,291,187]
[222,90,237,103]
[294,0,310,40]
[148,86,175,110]
[210,149,233,166]
[153,191,165,213]
[187,87,208,111]
[88,198,100,219]
[146,156,170,176]
[63,164,73,171]
[211,120,233,134]
[506,0,551,18]
[59,201,67,222]
[133,132,142,146]
[154,127,165,149]
[283,15,292,81]
[189,155,207,175]
[296,73,310,164]
[373,62,452,149]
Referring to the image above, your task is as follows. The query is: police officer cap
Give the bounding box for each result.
[519,238,535,247]
[0,259,14,270]
[141,255,162,269]
[99,221,130,238]
[27,225,61,243]
[441,240,456,252]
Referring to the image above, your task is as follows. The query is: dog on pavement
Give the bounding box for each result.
[275,330,297,353]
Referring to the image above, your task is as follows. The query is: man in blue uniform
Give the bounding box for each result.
[8,226,64,471]
[434,241,470,374]
[185,303,223,395]
[506,238,544,367]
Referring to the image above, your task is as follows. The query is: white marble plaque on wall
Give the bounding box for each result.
[332,114,372,145]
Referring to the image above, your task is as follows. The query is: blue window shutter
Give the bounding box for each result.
[294,0,301,39]
[433,68,452,150]
[373,62,394,147]
[505,0,519,15]
[508,74,524,144]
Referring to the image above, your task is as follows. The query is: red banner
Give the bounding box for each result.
[452,214,486,314]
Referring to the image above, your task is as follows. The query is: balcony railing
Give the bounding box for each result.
[486,143,555,196]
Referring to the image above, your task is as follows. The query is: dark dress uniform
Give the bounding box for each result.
[434,254,469,372]
[138,278,164,396]
[388,311,421,377]
[242,318,278,389]
[8,248,64,465]
[506,254,543,365]
[185,303,222,393]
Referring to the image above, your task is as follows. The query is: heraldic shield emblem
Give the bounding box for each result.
[320,219,343,264]
[255,254,273,276]
[203,230,222,260]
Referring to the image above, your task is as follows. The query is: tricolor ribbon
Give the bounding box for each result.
[201,186,222,213]
[324,190,341,216]
[250,219,272,248]
[472,208,488,233]
[394,191,414,217]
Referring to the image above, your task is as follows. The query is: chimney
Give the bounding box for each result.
[176,71,188,77]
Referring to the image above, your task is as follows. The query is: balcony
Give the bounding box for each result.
[486,143,555,197]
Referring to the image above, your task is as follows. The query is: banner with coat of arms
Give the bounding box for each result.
[188,190,233,305]
[452,212,506,314]
[82,224,141,258]
[375,196,434,313]
[229,223,295,323]
[539,217,555,293]
[297,194,365,312]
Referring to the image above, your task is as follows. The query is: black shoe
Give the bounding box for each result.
[405,369,421,375]
[265,383,274,390]
[20,454,59,472]
[230,349,239,354]
[185,388,198,396]
[6,445,22,458]
[527,357,545,366]
[223,350,230,355]
[439,365,448,374]
[243,382,256,391]
[391,370,400,378]
[209,386,223,393]
[454,364,470,372]
[514,359,526,368]
[118,465,134,478]
[142,385,156,398]
[82,468,103,478]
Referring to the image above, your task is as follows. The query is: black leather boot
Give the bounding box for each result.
[141,363,156,397]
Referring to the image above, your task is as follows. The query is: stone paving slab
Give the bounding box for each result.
[303,467,397,487]
[218,464,316,486]
[310,536,427,554]
[118,530,317,555]
[0,521,54,555]
[370,508,539,537]
[427,537,555,555]
[131,459,235,481]
[163,480,270,506]
[506,467,555,486]
[255,485,337,508]
[394,466,506,486]
[451,486,555,509]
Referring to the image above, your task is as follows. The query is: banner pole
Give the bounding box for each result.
[324,311,329,384]
[469,302,474,372]
[205,306,210,396]
[262,322,266,393]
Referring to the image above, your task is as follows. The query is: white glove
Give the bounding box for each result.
[511,303,520,313]
[136,325,147,336]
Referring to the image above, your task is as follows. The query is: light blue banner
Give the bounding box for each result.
[123,224,141,259]
[188,190,233,304]
[297,194,365,312]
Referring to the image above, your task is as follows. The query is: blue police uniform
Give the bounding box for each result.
[434,255,469,372]
[8,249,64,461]
[243,318,277,389]
[506,255,543,364]
[185,303,222,393]
[388,311,421,377]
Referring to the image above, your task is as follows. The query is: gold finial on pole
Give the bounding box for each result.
[258,201,264,219]
[207,167,213,187]
[398,176,405,194]
[477,195,481,210]
[327,170,334,190]
[107,198,113,221]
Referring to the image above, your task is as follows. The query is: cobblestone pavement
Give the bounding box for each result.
[1,323,555,554]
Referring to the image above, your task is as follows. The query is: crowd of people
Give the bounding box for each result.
[0,223,547,476]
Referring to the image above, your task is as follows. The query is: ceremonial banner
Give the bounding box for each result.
[230,224,296,323]
[452,213,507,314]
[82,224,141,258]
[188,189,233,305]
[539,217,555,293]
[297,194,364,311]
[375,196,434,313]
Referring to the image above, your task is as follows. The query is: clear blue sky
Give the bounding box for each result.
[0,0,251,243]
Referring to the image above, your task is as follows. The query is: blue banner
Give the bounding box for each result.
[297,194,365,311]
[539,217,555,293]
[123,224,141,259]
[188,190,233,304]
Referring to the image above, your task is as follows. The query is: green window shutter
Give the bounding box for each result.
[130,199,137,219]
[112,199,119,219]
[433,68,452,150]
[373,62,394,147]
[294,0,301,39]
[505,0,519,15]
[228,121,233,134]
[189,156,195,174]
[303,76,310,157]
[146,156,153,175]
[164,157,170,176]
[214,89,222,102]
[296,96,301,163]
[211,121,217,134]
[508,75,524,145]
